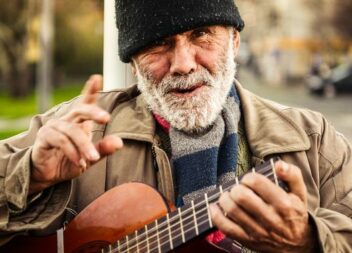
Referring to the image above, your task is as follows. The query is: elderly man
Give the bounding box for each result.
[1,0,352,252]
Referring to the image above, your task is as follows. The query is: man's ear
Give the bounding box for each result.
[233,30,241,58]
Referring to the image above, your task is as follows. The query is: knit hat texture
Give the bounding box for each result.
[115,0,245,63]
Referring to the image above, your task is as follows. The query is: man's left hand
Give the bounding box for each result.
[210,161,318,253]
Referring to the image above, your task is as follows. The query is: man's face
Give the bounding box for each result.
[133,25,240,132]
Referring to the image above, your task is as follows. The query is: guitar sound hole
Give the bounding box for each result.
[73,240,109,253]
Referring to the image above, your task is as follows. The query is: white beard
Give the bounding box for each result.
[135,34,237,133]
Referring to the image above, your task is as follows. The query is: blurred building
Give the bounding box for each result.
[237,0,339,85]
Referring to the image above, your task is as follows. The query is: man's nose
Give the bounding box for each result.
[169,41,197,75]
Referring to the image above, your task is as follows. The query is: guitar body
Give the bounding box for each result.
[2,183,226,253]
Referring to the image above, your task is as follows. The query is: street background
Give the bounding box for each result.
[0,0,351,142]
[238,68,352,142]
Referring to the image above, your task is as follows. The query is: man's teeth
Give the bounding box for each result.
[176,86,199,93]
[178,88,193,93]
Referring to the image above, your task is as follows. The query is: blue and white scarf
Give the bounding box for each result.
[170,87,241,207]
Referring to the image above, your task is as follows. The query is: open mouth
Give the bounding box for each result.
[169,83,204,97]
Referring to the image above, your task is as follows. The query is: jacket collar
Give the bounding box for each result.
[106,83,310,158]
[106,87,156,143]
[235,81,310,158]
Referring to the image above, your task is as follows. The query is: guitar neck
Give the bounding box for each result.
[103,158,282,253]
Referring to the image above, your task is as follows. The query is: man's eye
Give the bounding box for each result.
[192,29,209,38]
[145,39,169,52]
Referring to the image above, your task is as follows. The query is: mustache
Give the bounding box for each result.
[157,68,215,95]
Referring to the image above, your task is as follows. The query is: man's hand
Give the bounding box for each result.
[210,161,318,253]
[30,75,123,194]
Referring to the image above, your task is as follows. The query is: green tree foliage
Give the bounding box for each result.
[0,0,103,98]
[54,1,103,79]
[0,0,39,97]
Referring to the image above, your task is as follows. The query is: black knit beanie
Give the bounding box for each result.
[115,0,245,63]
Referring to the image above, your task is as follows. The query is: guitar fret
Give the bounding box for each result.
[112,240,118,250]
[135,230,139,253]
[169,210,187,250]
[147,222,159,253]
[270,158,279,186]
[118,237,127,252]
[235,176,239,185]
[204,186,222,207]
[155,220,161,253]
[179,202,205,243]
[166,213,173,250]
[145,225,150,252]
[135,226,147,253]
[204,193,213,228]
[156,216,170,253]
[178,208,186,243]
[126,235,129,253]
[191,200,199,236]
[252,167,256,173]
[195,203,214,234]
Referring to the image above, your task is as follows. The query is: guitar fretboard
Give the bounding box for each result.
[101,158,282,253]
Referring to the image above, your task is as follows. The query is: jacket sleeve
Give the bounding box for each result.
[310,116,352,253]
[0,105,72,246]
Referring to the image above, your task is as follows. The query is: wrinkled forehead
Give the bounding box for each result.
[115,0,244,63]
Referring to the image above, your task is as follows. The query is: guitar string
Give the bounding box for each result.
[111,211,214,253]
[112,168,275,252]
[110,171,276,253]
[107,169,276,253]
[107,203,210,253]
[109,203,213,253]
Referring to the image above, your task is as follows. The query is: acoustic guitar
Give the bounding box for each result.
[1,158,286,253]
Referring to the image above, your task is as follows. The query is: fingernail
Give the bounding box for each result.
[89,149,100,160]
[79,158,87,169]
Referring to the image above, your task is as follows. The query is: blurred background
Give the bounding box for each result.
[0,0,351,141]
[0,0,103,139]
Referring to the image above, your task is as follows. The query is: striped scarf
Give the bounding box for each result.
[169,86,241,207]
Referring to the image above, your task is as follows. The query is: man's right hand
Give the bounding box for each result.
[29,75,123,194]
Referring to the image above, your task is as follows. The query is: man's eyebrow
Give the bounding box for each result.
[194,27,210,31]
[146,37,168,49]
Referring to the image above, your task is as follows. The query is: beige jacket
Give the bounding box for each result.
[0,83,351,252]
